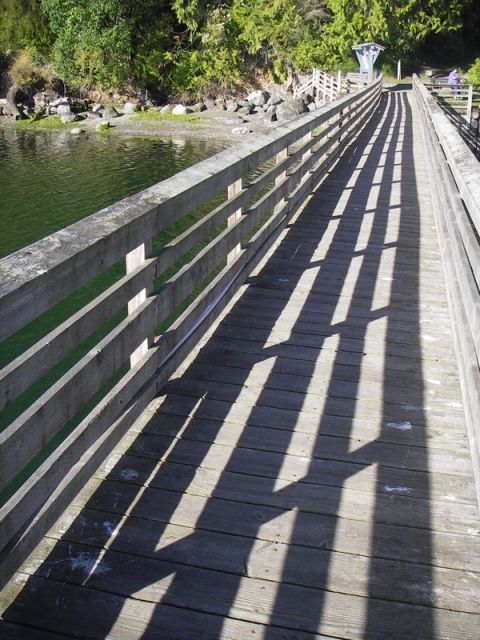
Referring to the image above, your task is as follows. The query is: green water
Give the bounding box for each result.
[0,127,227,427]
[0,127,226,258]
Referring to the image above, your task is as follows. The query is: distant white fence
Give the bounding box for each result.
[294,69,345,106]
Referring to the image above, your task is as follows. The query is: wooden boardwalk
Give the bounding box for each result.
[1,88,480,639]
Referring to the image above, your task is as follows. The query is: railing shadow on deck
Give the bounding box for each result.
[0,90,444,638]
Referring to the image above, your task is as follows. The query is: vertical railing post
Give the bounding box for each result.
[126,240,152,367]
[274,148,288,213]
[467,85,473,123]
[300,131,313,185]
[227,179,242,263]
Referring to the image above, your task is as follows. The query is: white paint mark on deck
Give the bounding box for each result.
[384,486,412,495]
[386,421,413,431]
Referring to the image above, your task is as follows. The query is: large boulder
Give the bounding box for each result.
[61,112,78,124]
[56,103,73,115]
[102,106,120,119]
[267,94,283,106]
[247,90,270,106]
[238,105,254,115]
[190,102,207,112]
[171,104,192,115]
[123,101,140,113]
[275,99,308,121]
[264,106,278,123]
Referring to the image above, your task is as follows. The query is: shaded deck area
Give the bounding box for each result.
[1,88,480,639]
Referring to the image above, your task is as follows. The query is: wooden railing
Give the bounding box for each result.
[424,81,480,123]
[0,78,383,586]
[423,81,480,158]
[413,74,480,507]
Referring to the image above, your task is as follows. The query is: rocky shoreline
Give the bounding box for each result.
[0,88,316,144]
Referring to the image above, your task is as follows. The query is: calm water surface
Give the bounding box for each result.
[0,127,227,258]
[0,127,228,425]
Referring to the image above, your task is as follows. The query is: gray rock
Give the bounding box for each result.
[232,126,250,135]
[124,101,140,113]
[61,113,78,123]
[102,106,120,119]
[226,101,239,112]
[160,104,173,113]
[57,103,73,115]
[276,99,307,121]
[267,95,283,106]
[264,107,277,123]
[190,102,207,112]
[247,90,270,106]
[171,104,192,115]
[70,127,85,135]
[238,105,254,115]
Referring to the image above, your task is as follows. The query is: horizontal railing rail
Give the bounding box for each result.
[0,77,382,587]
[424,81,480,122]
[424,82,480,156]
[413,74,480,508]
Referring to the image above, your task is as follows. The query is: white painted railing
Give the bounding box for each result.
[0,78,383,587]
[294,69,344,106]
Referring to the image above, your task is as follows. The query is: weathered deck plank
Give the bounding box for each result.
[1,88,479,639]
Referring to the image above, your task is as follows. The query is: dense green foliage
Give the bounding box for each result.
[0,0,51,52]
[467,58,480,84]
[0,0,478,96]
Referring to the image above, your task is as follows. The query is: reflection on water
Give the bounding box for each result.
[0,128,227,258]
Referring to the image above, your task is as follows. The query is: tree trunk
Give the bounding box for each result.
[6,84,22,120]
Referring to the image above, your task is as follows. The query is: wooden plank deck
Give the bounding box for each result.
[1,87,479,639]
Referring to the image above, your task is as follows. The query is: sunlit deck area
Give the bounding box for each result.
[1,87,479,639]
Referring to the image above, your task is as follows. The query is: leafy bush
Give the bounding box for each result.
[467,59,480,84]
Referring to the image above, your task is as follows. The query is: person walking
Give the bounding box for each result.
[448,67,461,98]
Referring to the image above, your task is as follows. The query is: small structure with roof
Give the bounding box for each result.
[352,42,385,84]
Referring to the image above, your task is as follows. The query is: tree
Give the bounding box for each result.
[319,0,470,70]
[40,0,173,89]
[230,0,329,78]
[0,0,52,53]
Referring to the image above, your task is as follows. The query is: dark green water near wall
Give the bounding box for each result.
[0,127,228,439]
[0,127,227,258]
